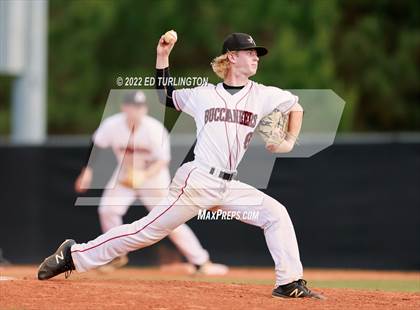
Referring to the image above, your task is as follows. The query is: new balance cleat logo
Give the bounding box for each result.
[289,288,304,297]
[55,251,64,264]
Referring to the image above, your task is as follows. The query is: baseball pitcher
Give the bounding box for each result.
[38,32,323,299]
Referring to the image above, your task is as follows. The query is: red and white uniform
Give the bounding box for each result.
[71,81,303,286]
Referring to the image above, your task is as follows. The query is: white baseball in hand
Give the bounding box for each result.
[163,30,177,44]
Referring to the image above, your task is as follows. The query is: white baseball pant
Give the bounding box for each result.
[71,161,303,285]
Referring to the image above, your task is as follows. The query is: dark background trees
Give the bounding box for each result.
[1,0,418,134]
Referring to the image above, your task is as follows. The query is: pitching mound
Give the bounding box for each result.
[1,266,419,309]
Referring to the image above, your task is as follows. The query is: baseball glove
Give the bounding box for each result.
[257,108,289,145]
[119,168,146,189]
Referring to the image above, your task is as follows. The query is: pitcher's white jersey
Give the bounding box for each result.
[173,81,298,171]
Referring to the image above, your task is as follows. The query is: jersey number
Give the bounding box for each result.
[243,132,253,149]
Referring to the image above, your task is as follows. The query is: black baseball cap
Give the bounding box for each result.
[123,91,147,106]
[222,33,268,57]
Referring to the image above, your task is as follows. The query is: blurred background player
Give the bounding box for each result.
[74,90,228,275]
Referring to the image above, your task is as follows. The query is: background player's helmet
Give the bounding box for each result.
[222,33,268,57]
[123,91,147,106]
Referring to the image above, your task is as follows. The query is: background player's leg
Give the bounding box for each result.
[222,181,303,286]
[139,176,210,266]
[98,184,136,232]
[165,225,209,265]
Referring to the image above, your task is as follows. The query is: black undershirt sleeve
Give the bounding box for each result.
[155,67,177,109]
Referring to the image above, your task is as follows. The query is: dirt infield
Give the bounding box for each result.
[1,266,419,309]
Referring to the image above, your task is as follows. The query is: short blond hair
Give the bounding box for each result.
[211,53,232,79]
